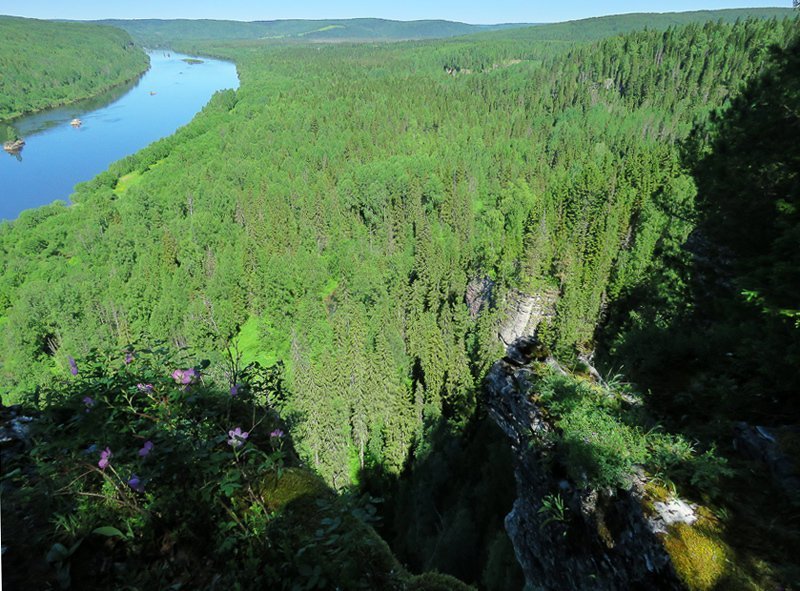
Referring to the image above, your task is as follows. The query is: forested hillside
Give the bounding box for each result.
[1,10,799,590]
[95,18,530,45]
[1,14,795,479]
[602,26,800,455]
[465,7,793,41]
[96,9,793,47]
[0,16,149,121]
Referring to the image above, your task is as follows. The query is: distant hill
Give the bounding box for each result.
[465,8,795,42]
[92,18,534,45]
[92,8,795,47]
[0,16,148,121]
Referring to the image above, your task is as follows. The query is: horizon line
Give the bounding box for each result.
[1,6,791,28]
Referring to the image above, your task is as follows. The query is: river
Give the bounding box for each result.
[0,51,239,221]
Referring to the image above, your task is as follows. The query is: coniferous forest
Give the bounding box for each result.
[1,9,798,591]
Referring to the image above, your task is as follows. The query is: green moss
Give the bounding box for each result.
[258,467,329,512]
[641,480,673,515]
[663,517,729,591]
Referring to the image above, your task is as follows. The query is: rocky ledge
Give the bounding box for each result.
[484,337,684,591]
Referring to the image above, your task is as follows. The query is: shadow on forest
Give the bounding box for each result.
[358,34,800,588]
[594,33,800,586]
[357,412,525,590]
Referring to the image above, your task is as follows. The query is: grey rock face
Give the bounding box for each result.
[484,338,683,591]
[648,498,697,534]
[733,422,800,504]
[497,289,558,346]
[465,276,495,319]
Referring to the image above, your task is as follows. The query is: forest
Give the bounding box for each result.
[1,9,798,591]
[96,17,530,45]
[96,9,792,46]
[0,16,148,122]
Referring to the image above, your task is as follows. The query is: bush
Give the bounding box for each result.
[3,346,292,589]
[2,346,475,590]
[558,404,647,488]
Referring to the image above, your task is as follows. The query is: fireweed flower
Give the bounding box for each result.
[98,447,112,470]
[127,474,145,493]
[227,427,249,448]
[172,368,198,386]
[136,383,154,392]
[138,440,154,457]
[270,429,285,439]
[230,383,241,397]
[82,396,95,411]
[68,356,78,376]
[124,351,135,365]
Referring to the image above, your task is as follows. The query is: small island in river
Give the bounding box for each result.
[182,58,204,64]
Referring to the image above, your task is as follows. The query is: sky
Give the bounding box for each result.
[2,1,792,24]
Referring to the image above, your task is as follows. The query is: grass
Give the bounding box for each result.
[299,24,345,36]
[234,315,278,367]
[114,160,166,195]
[113,171,143,195]
[319,276,339,300]
[536,369,650,488]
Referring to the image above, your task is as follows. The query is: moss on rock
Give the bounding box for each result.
[258,466,330,511]
[663,517,729,591]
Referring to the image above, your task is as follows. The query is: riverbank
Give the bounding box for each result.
[1,62,151,124]
[1,51,239,220]
[0,16,151,122]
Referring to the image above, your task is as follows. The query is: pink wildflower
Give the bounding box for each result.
[172,368,198,385]
[98,447,112,470]
[227,427,249,448]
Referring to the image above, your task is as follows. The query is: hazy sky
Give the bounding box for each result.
[2,1,791,24]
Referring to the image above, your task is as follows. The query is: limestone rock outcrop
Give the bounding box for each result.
[484,338,683,591]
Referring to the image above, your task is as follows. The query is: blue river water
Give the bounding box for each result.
[0,51,239,220]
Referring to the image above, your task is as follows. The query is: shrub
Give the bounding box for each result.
[2,346,474,590]
[535,367,729,494]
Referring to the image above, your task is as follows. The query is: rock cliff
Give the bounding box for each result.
[497,289,558,346]
[484,338,684,591]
